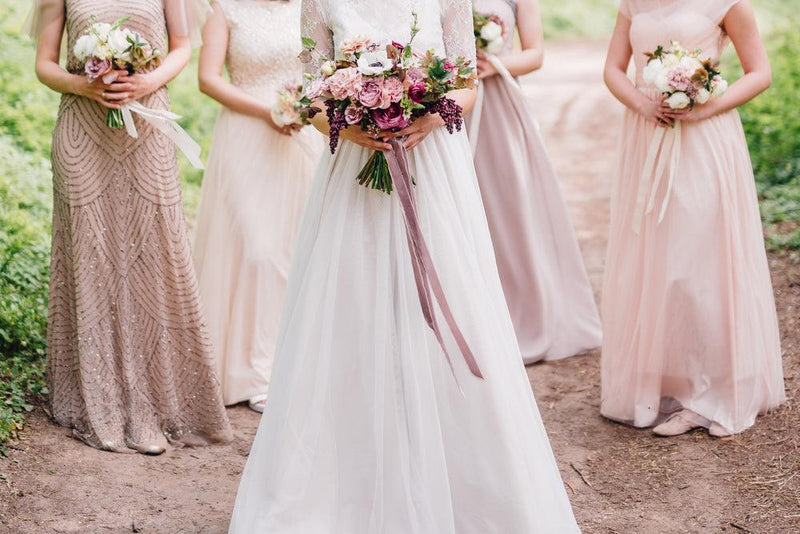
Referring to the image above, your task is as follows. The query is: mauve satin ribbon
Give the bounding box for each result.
[384,138,484,380]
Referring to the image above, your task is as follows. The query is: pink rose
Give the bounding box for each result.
[358,79,384,108]
[326,67,363,101]
[408,83,426,103]
[344,104,365,125]
[85,57,112,82]
[305,79,325,100]
[382,76,404,105]
[372,103,410,131]
[340,35,372,56]
[405,67,426,87]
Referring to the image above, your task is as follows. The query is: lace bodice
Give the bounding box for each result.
[472,0,516,55]
[218,0,303,99]
[301,0,476,74]
[620,0,740,86]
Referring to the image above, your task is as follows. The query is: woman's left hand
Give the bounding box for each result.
[110,72,160,105]
[476,53,499,79]
[661,101,718,123]
[389,113,445,150]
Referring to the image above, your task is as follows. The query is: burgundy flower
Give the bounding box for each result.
[408,83,426,103]
[372,103,410,131]
[85,57,113,82]
[391,41,405,51]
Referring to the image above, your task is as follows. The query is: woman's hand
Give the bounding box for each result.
[390,113,445,150]
[661,100,719,123]
[341,126,393,151]
[71,75,121,109]
[266,113,302,136]
[476,53,499,80]
[636,95,675,127]
[106,71,159,105]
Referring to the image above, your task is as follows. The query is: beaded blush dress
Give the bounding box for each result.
[193,0,319,407]
[601,0,785,435]
[228,0,579,531]
[28,0,232,452]
[468,0,602,364]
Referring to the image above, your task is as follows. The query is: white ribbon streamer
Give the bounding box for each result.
[119,102,205,169]
[632,121,682,234]
[469,54,540,154]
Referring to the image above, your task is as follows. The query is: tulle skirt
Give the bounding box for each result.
[228,128,579,532]
[469,75,602,364]
[193,109,319,405]
[601,95,785,434]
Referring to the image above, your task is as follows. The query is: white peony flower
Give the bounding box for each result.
[321,60,336,77]
[711,77,728,98]
[655,69,672,93]
[485,37,504,55]
[666,91,691,109]
[695,87,711,104]
[73,34,99,61]
[107,28,132,56]
[661,53,679,68]
[356,50,394,76]
[480,21,503,42]
[642,58,663,86]
[93,22,112,40]
[679,56,704,73]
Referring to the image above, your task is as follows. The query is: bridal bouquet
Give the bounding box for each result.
[271,83,315,128]
[300,14,475,194]
[473,12,506,54]
[642,41,728,110]
[74,16,162,129]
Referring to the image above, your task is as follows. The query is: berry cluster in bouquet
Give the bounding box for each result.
[73,16,162,129]
[271,83,316,131]
[642,41,728,111]
[473,12,506,55]
[300,14,475,194]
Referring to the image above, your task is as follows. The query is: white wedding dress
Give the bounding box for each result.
[228,0,580,532]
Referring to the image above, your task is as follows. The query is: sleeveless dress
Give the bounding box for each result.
[601,0,785,435]
[228,0,579,531]
[192,0,320,406]
[41,0,231,451]
[468,0,602,364]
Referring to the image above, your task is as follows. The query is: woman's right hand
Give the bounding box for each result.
[265,113,299,136]
[636,96,674,127]
[340,126,393,151]
[71,74,124,109]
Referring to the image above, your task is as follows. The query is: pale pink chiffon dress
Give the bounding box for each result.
[601,0,785,435]
[193,0,320,406]
[468,0,602,364]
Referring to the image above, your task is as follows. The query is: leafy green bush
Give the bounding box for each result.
[737,26,800,247]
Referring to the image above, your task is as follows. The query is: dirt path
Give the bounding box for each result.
[1,41,798,534]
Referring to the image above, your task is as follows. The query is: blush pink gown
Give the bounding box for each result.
[601,0,785,435]
[468,0,602,364]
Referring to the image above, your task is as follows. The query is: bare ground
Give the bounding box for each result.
[1,41,798,534]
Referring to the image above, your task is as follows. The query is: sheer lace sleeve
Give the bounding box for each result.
[22,0,63,39]
[165,0,213,48]
[301,0,333,75]
[440,0,476,63]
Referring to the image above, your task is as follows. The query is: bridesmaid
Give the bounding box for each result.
[469,0,602,364]
[29,0,232,454]
[193,0,319,413]
[601,0,785,437]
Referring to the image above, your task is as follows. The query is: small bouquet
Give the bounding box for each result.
[301,14,475,194]
[74,16,162,129]
[473,12,506,55]
[642,41,728,110]
[271,83,316,129]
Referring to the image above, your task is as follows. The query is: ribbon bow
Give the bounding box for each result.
[119,102,205,169]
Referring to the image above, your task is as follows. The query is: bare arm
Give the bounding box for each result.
[33,1,120,108]
[664,0,770,122]
[198,3,291,134]
[604,12,674,126]
[477,0,543,79]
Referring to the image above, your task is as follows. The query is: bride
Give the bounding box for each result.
[228,0,580,532]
